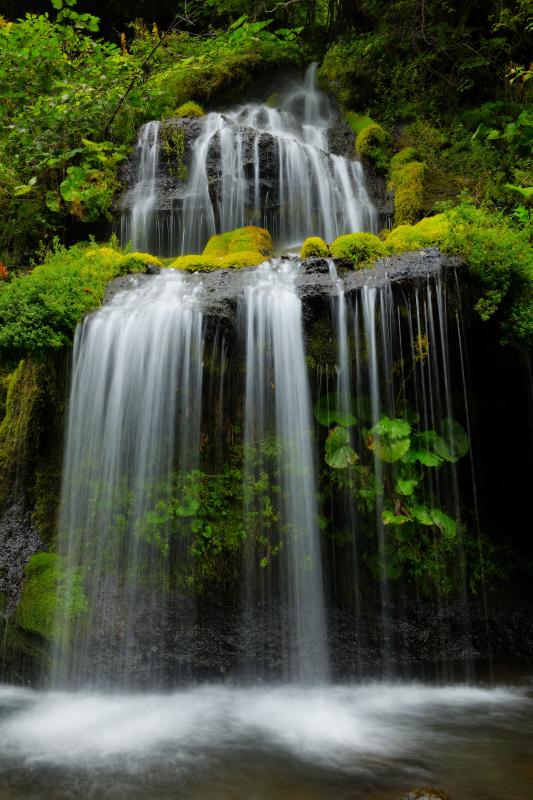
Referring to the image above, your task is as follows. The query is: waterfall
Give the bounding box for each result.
[242,259,329,683]
[121,65,377,256]
[122,121,161,253]
[318,268,473,674]
[53,272,204,687]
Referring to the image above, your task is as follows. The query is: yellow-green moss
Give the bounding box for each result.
[121,252,163,271]
[330,232,386,268]
[300,237,330,259]
[173,101,205,118]
[389,147,419,183]
[389,158,428,225]
[15,552,87,641]
[204,226,272,258]
[385,214,450,253]
[171,226,272,271]
[345,112,375,135]
[0,360,43,508]
[356,124,392,171]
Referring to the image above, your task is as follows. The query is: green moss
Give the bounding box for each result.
[0,360,43,509]
[15,552,87,641]
[389,147,419,181]
[356,124,393,172]
[204,226,272,258]
[0,242,158,358]
[173,101,205,118]
[330,233,386,268]
[121,252,163,271]
[385,214,449,253]
[160,123,187,180]
[172,226,272,271]
[301,237,330,259]
[345,112,376,135]
[390,159,428,225]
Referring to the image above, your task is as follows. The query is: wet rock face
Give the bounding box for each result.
[400,791,452,800]
[0,504,44,613]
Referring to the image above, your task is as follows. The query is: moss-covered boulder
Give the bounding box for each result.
[171,226,272,272]
[385,214,449,253]
[389,148,428,225]
[330,232,386,268]
[356,123,393,172]
[301,237,330,259]
[173,101,205,118]
[15,552,87,641]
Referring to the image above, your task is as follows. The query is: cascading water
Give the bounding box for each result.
[317,267,474,675]
[121,64,377,256]
[53,271,204,687]
[242,259,329,683]
[123,121,161,253]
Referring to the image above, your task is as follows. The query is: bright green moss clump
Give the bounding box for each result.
[0,243,158,358]
[301,237,330,259]
[389,148,428,225]
[345,112,376,136]
[171,226,272,272]
[15,552,87,641]
[173,101,205,118]
[330,232,386,268]
[385,214,449,253]
[356,124,393,171]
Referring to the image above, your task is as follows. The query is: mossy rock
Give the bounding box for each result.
[15,552,87,641]
[121,252,163,273]
[390,147,419,183]
[301,237,329,259]
[385,214,449,253]
[389,155,428,225]
[171,226,272,271]
[356,123,392,172]
[345,112,376,135]
[173,101,205,118]
[330,232,386,268]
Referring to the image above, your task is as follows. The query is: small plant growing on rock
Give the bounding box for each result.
[330,232,385,268]
[300,237,329,259]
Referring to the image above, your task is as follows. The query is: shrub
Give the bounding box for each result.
[330,232,386,268]
[356,124,393,171]
[300,237,330,259]
[173,101,205,118]
[0,243,157,357]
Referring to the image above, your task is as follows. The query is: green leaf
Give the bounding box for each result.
[325,426,358,469]
[368,435,410,463]
[382,510,410,525]
[314,392,357,428]
[410,504,434,525]
[403,448,444,467]
[441,418,470,459]
[429,508,457,538]
[369,416,411,439]
[417,430,458,462]
[395,477,418,496]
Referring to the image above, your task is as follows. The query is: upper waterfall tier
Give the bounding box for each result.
[120,64,378,257]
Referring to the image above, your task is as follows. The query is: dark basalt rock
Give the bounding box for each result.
[0,504,44,613]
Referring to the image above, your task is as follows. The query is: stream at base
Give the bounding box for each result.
[1,680,532,800]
